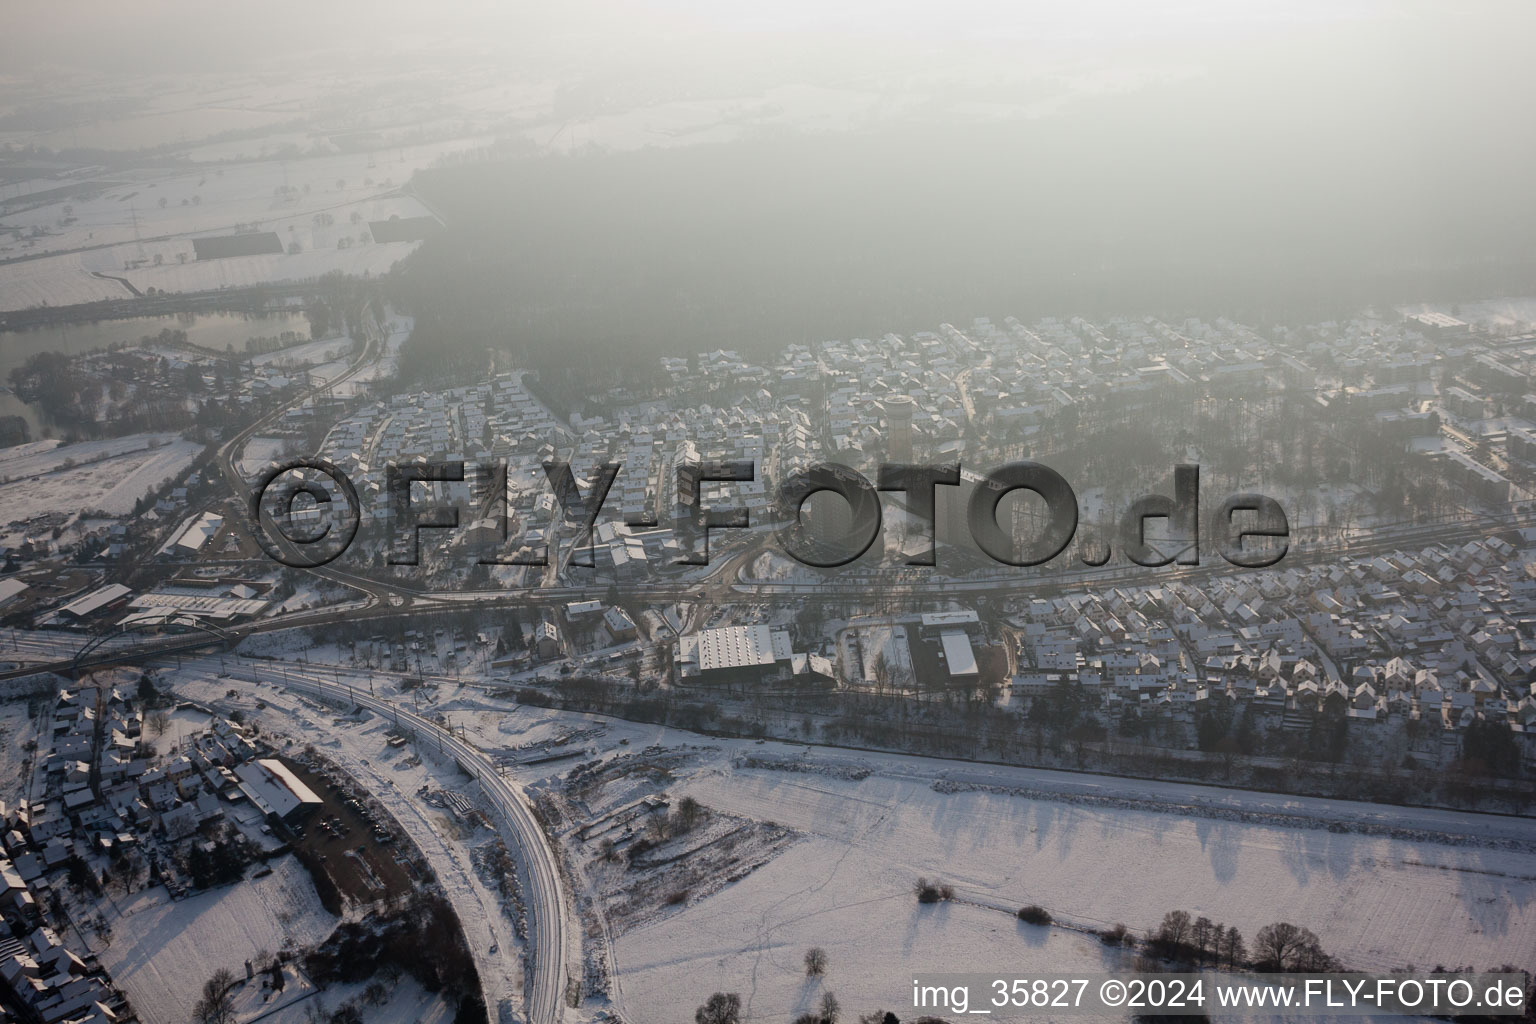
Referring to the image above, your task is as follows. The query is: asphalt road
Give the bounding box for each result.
[235,662,573,1024]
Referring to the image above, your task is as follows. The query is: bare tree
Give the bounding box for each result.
[695,992,742,1024]
[194,968,237,1024]
[1191,916,1216,962]
[1220,925,1247,969]
[675,796,703,832]
[871,650,891,695]
[1155,910,1192,957]
[1253,922,1330,971]
[804,946,828,976]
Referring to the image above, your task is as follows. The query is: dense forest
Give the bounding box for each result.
[389,20,1536,383]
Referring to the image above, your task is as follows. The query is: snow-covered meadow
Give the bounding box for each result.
[154,659,1536,1024]
[0,433,201,524]
[598,740,1536,1022]
[93,855,337,1024]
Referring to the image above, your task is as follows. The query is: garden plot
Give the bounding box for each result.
[558,749,798,936]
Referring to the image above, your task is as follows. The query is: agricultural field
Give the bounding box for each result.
[608,750,1536,1022]
[0,432,201,525]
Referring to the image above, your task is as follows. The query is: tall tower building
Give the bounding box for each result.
[884,395,916,466]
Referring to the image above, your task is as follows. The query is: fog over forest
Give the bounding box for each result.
[382,4,1536,380]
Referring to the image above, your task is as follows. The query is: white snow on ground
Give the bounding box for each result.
[237,436,289,477]
[119,241,421,297]
[0,701,41,800]
[156,657,1536,1024]
[0,217,420,313]
[168,663,529,1024]
[0,437,123,480]
[333,316,410,397]
[0,433,201,523]
[0,147,457,263]
[0,251,132,309]
[303,357,353,386]
[273,581,350,615]
[616,850,1130,1024]
[253,976,453,1024]
[0,629,95,665]
[93,855,338,1024]
[246,336,353,370]
[662,759,1536,977]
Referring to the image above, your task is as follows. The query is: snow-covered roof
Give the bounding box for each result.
[235,759,321,820]
[60,583,133,619]
[0,578,27,607]
[940,630,978,677]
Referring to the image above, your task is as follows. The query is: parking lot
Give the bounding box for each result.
[284,758,418,905]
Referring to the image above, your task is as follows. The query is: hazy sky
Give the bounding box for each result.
[4,0,1401,75]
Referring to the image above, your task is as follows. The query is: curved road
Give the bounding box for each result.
[242,662,572,1024]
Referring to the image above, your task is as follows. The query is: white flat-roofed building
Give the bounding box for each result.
[127,591,269,622]
[675,624,795,683]
[697,624,779,671]
[920,610,980,635]
[235,758,322,822]
[159,511,223,556]
[940,629,979,678]
[1509,426,1536,464]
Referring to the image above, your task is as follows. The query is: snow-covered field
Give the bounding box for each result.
[2,156,434,264]
[331,316,411,397]
[247,335,353,369]
[689,763,1534,964]
[611,753,1536,1021]
[237,435,289,477]
[615,849,1130,1024]
[0,700,41,801]
[252,976,453,1024]
[0,251,132,309]
[93,855,337,1024]
[0,433,201,523]
[0,150,439,310]
[0,234,418,310]
[118,240,421,298]
[154,658,1536,1024]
